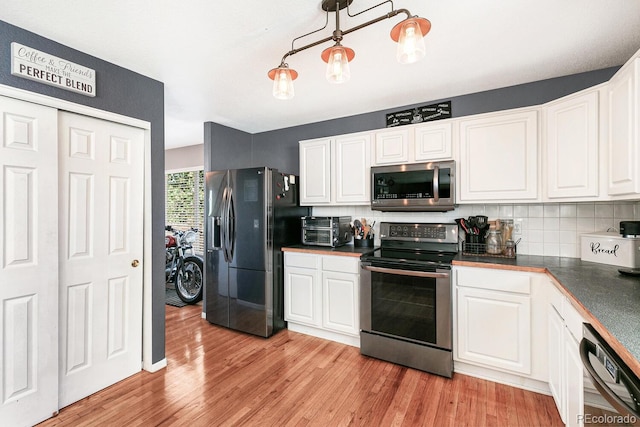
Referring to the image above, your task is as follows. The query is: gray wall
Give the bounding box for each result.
[0,20,167,364]
[206,67,619,175]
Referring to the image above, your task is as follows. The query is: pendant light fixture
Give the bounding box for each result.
[268,0,431,99]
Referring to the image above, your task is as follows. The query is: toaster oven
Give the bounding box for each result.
[301,216,352,247]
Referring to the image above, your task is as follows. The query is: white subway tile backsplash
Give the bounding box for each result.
[544,204,560,218]
[595,203,614,218]
[560,203,577,218]
[315,201,640,258]
[528,204,544,217]
[577,203,595,218]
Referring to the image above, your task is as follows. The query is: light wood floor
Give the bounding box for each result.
[39,304,563,426]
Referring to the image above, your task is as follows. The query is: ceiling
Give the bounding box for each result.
[3,0,640,149]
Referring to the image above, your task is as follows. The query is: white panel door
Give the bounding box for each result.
[373,128,409,165]
[0,96,59,426]
[459,109,539,202]
[299,138,331,205]
[333,133,371,204]
[457,287,532,375]
[58,112,144,408]
[545,90,599,199]
[414,121,453,161]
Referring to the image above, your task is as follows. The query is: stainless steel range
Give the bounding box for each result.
[360,222,458,378]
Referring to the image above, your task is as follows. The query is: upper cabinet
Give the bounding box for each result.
[299,137,331,204]
[543,87,600,200]
[607,58,640,196]
[372,120,454,166]
[458,109,539,203]
[299,132,371,206]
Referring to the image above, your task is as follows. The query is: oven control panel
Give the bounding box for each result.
[380,222,458,243]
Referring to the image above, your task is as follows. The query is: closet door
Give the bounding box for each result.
[0,96,59,426]
[58,112,145,408]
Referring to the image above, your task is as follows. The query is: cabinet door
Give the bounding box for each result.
[564,329,585,427]
[607,58,639,196]
[548,305,566,423]
[373,128,410,165]
[459,109,539,202]
[457,287,532,374]
[414,121,452,161]
[284,266,321,327]
[333,133,371,204]
[322,271,359,336]
[299,138,331,204]
[545,90,599,199]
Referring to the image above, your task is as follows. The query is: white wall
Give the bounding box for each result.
[312,201,640,258]
[165,144,204,171]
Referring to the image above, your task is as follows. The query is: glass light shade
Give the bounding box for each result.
[324,45,352,84]
[270,67,296,100]
[396,20,427,64]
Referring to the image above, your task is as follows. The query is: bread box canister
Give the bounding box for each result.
[580,231,640,268]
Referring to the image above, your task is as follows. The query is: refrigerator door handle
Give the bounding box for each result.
[227,188,236,262]
[221,186,229,262]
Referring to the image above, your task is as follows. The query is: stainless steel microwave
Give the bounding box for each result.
[371,161,455,212]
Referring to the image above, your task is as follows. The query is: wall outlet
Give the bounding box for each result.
[514,219,523,235]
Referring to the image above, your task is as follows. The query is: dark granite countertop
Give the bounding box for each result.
[282,244,378,258]
[453,254,640,377]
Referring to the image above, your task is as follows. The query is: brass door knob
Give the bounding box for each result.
[131,259,140,267]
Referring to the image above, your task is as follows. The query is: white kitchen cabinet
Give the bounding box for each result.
[453,266,549,392]
[299,138,331,204]
[284,253,321,327]
[284,252,360,346]
[544,88,600,200]
[456,285,532,375]
[607,58,640,196]
[373,128,410,165]
[299,132,371,206]
[333,133,371,204]
[547,283,586,426]
[414,121,453,161]
[458,108,539,202]
[372,121,454,166]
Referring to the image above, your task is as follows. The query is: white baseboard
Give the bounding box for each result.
[454,361,552,396]
[143,357,167,373]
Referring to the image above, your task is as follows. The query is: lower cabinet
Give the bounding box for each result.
[548,282,586,427]
[284,252,360,347]
[453,266,550,392]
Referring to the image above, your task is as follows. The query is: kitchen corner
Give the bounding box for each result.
[453,254,640,379]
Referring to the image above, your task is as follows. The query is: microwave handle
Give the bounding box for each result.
[433,166,440,202]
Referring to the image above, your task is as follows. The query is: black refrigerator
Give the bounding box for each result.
[204,167,309,337]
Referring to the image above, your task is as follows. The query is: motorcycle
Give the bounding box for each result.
[165,225,203,304]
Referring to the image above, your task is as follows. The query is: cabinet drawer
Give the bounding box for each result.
[456,268,531,294]
[322,255,360,274]
[563,299,585,341]
[285,253,319,269]
[548,282,565,316]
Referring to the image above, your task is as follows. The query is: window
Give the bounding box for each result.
[165,170,204,254]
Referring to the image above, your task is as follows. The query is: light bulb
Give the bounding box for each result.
[270,67,295,100]
[397,20,426,64]
[325,45,351,84]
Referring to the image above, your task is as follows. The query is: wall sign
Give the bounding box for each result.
[11,42,96,97]
[386,101,451,127]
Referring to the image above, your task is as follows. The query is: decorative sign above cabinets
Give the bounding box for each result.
[386,101,451,127]
[11,42,96,97]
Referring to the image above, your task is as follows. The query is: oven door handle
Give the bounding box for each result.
[362,265,449,279]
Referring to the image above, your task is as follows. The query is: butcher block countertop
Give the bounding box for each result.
[282,244,377,258]
[454,254,640,379]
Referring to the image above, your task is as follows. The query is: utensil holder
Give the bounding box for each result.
[354,238,373,248]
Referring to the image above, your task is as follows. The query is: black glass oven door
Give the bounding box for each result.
[361,264,451,349]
